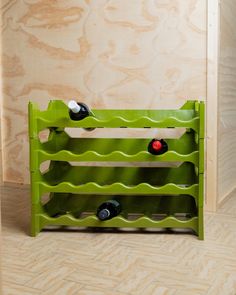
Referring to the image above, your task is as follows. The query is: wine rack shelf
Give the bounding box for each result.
[38,133,200,165]
[29,100,205,239]
[39,194,198,231]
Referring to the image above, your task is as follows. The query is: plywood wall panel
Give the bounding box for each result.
[218,0,236,203]
[1,0,207,184]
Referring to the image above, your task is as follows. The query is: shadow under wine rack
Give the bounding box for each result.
[29,100,205,239]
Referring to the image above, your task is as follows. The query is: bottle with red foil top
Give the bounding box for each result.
[148,139,168,155]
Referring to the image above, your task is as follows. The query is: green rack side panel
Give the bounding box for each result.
[29,100,205,239]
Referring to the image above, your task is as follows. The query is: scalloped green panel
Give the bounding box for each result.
[29,100,205,239]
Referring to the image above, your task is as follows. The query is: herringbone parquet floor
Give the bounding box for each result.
[1,184,236,295]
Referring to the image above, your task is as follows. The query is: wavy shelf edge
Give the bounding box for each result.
[38,182,199,198]
[39,214,198,231]
[38,150,199,164]
[37,116,199,129]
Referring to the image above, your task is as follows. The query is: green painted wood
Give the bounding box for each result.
[37,131,199,164]
[38,149,199,165]
[40,193,198,234]
[39,214,198,234]
[29,100,205,239]
[41,162,198,185]
[38,182,199,199]
[37,116,200,131]
[38,162,199,198]
[29,100,200,131]
[42,194,197,216]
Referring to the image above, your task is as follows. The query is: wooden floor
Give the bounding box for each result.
[1,184,236,295]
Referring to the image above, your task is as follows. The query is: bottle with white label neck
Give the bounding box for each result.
[68,100,90,120]
[96,200,121,221]
[68,100,95,131]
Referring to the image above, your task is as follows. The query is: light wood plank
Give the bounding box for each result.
[206,0,219,212]
[218,0,236,205]
[1,184,236,295]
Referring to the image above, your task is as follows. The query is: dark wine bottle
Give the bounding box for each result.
[68,100,95,131]
[68,100,90,121]
[96,200,121,221]
[148,138,168,155]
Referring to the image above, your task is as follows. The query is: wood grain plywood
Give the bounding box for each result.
[0,8,3,184]
[1,0,207,184]
[218,0,236,204]
[206,0,219,212]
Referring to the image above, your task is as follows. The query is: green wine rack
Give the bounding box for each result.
[29,100,205,239]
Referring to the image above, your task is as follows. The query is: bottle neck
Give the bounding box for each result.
[98,208,110,220]
[68,100,81,113]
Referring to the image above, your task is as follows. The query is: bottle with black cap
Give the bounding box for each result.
[96,200,121,221]
[68,100,95,131]
[148,138,168,155]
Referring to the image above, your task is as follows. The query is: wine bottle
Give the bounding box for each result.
[68,100,90,121]
[68,100,95,131]
[148,139,168,155]
[96,200,121,221]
